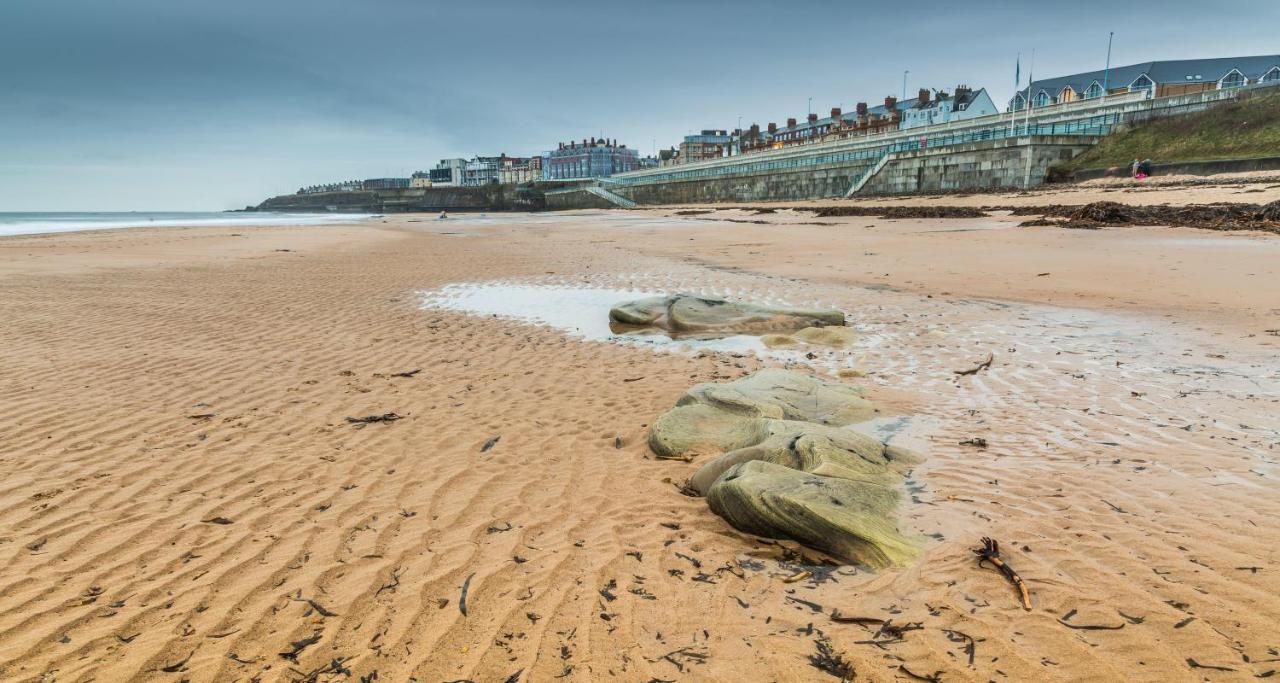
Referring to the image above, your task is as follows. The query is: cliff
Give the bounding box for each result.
[251,183,547,213]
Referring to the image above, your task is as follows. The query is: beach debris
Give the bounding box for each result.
[958,437,988,448]
[481,436,500,452]
[345,413,401,425]
[1058,608,1124,630]
[783,570,813,583]
[808,633,855,680]
[187,412,216,420]
[973,537,1031,610]
[954,352,994,376]
[202,516,234,525]
[279,633,321,661]
[1186,658,1236,672]
[609,293,844,337]
[898,664,944,682]
[943,628,978,666]
[458,573,476,616]
[649,645,708,673]
[161,649,196,672]
[390,368,421,378]
[1007,200,1280,233]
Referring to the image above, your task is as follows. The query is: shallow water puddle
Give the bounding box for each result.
[419,282,851,360]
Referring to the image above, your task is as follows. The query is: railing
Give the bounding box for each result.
[605,79,1280,188]
[609,120,1115,187]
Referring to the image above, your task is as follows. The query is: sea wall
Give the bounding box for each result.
[535,136,1100,208]
[860,135,1101,195]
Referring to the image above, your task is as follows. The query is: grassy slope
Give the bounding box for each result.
[1063,91,1280,171]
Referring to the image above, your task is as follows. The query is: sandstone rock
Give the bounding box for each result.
[706,460,919,569]
[609,294,844,336]
[676,367,875,426]
[687,421,913,496]
[648,403,771,460]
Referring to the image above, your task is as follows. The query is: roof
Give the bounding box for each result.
[1013,55,1280,102]
[774,97,921,136]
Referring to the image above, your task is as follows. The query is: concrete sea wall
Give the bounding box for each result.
[253,184,547,213]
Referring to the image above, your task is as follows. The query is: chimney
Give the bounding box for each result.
[787,117,797,128]
[767,122,777,133]
[884,95,897,110]
[856,102,868,116]
[750,123,761,135]
[831,107,842,118]
[955,85,971,100]
[807,113,818,123]
[918,88,931,105]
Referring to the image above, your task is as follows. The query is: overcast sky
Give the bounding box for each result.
[3,0,1277,211]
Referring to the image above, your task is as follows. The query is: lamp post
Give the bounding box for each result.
[807,97,813,117]
[902,70,909,102]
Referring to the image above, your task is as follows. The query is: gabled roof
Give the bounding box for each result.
[1011,55,1280,104]
[774,97,920,136]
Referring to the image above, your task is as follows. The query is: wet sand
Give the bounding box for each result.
[1,201,1277,681]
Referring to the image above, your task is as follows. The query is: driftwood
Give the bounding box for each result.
[973,537,1031,610]
[345,413,401,425]
[459,573,476,617]
[954,353,994,376]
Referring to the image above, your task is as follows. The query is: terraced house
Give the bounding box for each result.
[1010,55,1280,110]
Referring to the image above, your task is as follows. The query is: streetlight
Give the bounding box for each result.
[902,70,909,102]
[807,97,813,117]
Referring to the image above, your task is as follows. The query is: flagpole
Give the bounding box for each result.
[1023,48,1036,189]
[1009,52,1020,137]
[1102,31,1114,102]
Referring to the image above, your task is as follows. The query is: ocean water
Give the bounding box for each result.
[0,212,374,238]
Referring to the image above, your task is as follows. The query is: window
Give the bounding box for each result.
[1033,91,1051,107]
[1128,74,1154,97]
[1219,70,1246,89]
[1261,67,1280,83]
[1084,82,1102,99]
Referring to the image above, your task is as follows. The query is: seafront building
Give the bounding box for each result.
[543,138,639,180]
[1010,55,1280,110]
[900,86,997,129]
[429,158,467,187]
[679,130,736,163]
[497,156,541,184]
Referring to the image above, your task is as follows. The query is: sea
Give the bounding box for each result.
[0,212,373,238]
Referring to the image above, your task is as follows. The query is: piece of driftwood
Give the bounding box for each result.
[459,573,476,617]
[954,353,995,376]
[1058,608,1124,630]
[345,413,401,425]
[973,537,1031,610]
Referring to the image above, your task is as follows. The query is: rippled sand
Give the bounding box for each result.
[0,205,1276,681]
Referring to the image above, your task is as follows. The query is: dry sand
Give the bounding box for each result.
[1,198,1277,682]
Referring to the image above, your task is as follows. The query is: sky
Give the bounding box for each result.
[2,0,1277,211]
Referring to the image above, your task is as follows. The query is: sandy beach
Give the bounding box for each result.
[1,187,1278,682]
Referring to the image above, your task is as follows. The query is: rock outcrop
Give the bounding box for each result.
[648,368,920,568]
[610,294,844,336]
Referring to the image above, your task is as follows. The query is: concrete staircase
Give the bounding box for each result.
[844,152,894,197]
[585,185,637,209]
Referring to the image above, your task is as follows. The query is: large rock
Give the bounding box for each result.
[648,403,772,460]
[706,460,919,569]
[677,368,875,426]
[610,294,845,336]
[687,422,914,496]
[649,368,920,569]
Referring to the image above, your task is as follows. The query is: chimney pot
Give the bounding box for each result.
[831,107,842,118]
[807,113,818,123]
[787,117,797,127]
[918,88,931,104]
[767,122,777,133]
[884,95,897,109]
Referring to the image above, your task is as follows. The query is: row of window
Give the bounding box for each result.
[1016,67,1280,110]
